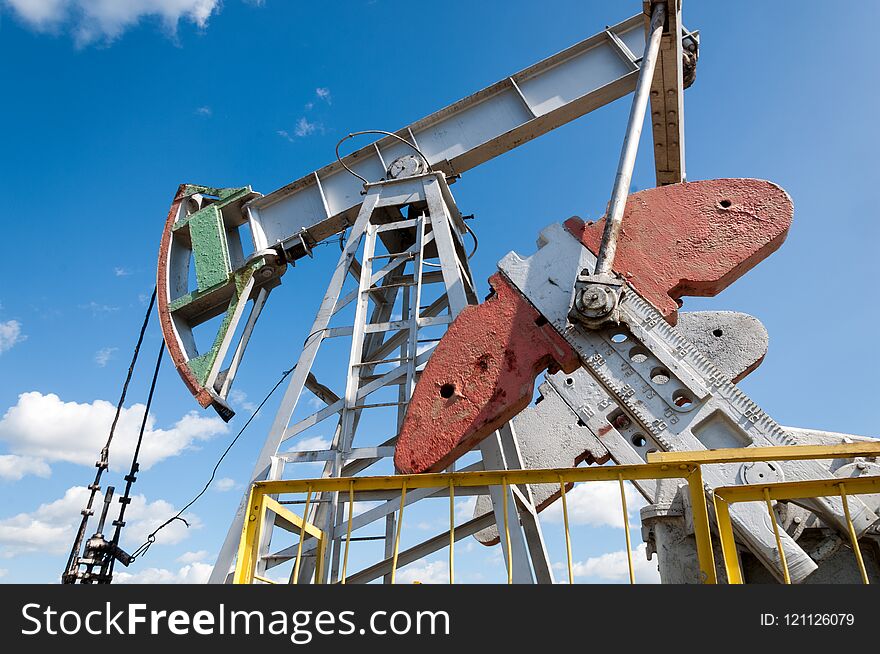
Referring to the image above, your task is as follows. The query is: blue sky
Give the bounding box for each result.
[0,0,878,584]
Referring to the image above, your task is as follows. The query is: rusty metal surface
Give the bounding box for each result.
[395,179,794,474]
[393,273,580,475]
[157,185,215,410]
[472,310,771,546]
[566,178,793,322]
[158,185,285,420]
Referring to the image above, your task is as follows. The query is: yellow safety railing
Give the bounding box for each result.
[232,442,880,585]
[648,442,880,585]
[710,475,879,585]
[233,486,326,585]
[233,461,715,584]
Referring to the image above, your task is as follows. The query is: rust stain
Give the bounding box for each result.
[394,273,580,474]
[565,178,793,324]
[156,185,214,410]
[395,178,794,475]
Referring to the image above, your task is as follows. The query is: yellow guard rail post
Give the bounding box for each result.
[233,485,326,585]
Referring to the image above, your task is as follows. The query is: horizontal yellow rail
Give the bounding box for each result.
[248,462,703,495]
[715,474,880,503]
[647,442,880,465]
[235,462,715,585]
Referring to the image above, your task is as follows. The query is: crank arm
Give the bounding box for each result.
[395,179,875,581]
[472,309,771,544]
[473,316,879,544]
[397,178,794,474]
[495,222,876,581]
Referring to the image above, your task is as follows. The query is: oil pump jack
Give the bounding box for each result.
[64,1,880,585]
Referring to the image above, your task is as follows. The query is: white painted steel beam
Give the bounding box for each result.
[647,0,689,185]
[246,14,698,258]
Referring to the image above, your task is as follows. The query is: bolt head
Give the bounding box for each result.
[577,284,617,317]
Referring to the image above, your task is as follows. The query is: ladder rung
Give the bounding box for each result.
[260,552,316,562]
[366,281,415,292]
[369,252,415,261]
[354,356,409,367]
[349,401,408,410]
[359,374,406,384]
[278,499,332,505]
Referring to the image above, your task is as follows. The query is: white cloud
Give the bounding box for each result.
[195,106,212,116]
[455,495,476,521]
[0,568,6,578]
[113,267,131,276]
[285,435,331,469]
[120,494,202,546]
[0,454,51,481]
[228,389,255,412]
[315,87,331,104]
[0,320,25,354]
[115,561,212,584]
[542,480,646,529]
[0,486,199,558]
[294,117,318,137]
[79,301,119,316]
[395,559,448,584]
[277,115,329,141]
[563,543,660,584]
[213,477,235,492]
[0,391,228,473]
[287,435,330,452]
[351,500,381,518]
[4,0,222,46]
[4,0,66,25]
[176,549,209,564]
[302,87,330,112]
[94,347,117,367]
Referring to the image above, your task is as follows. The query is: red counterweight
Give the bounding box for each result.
[393,273,581,475]
[566,178,793,322]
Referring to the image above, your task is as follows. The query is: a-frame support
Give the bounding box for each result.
[210,172,552,584]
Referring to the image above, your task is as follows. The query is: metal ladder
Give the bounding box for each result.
[210,172,552,584]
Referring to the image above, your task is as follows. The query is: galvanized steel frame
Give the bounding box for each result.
[211,173,552,584]
[244,12,697,256]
